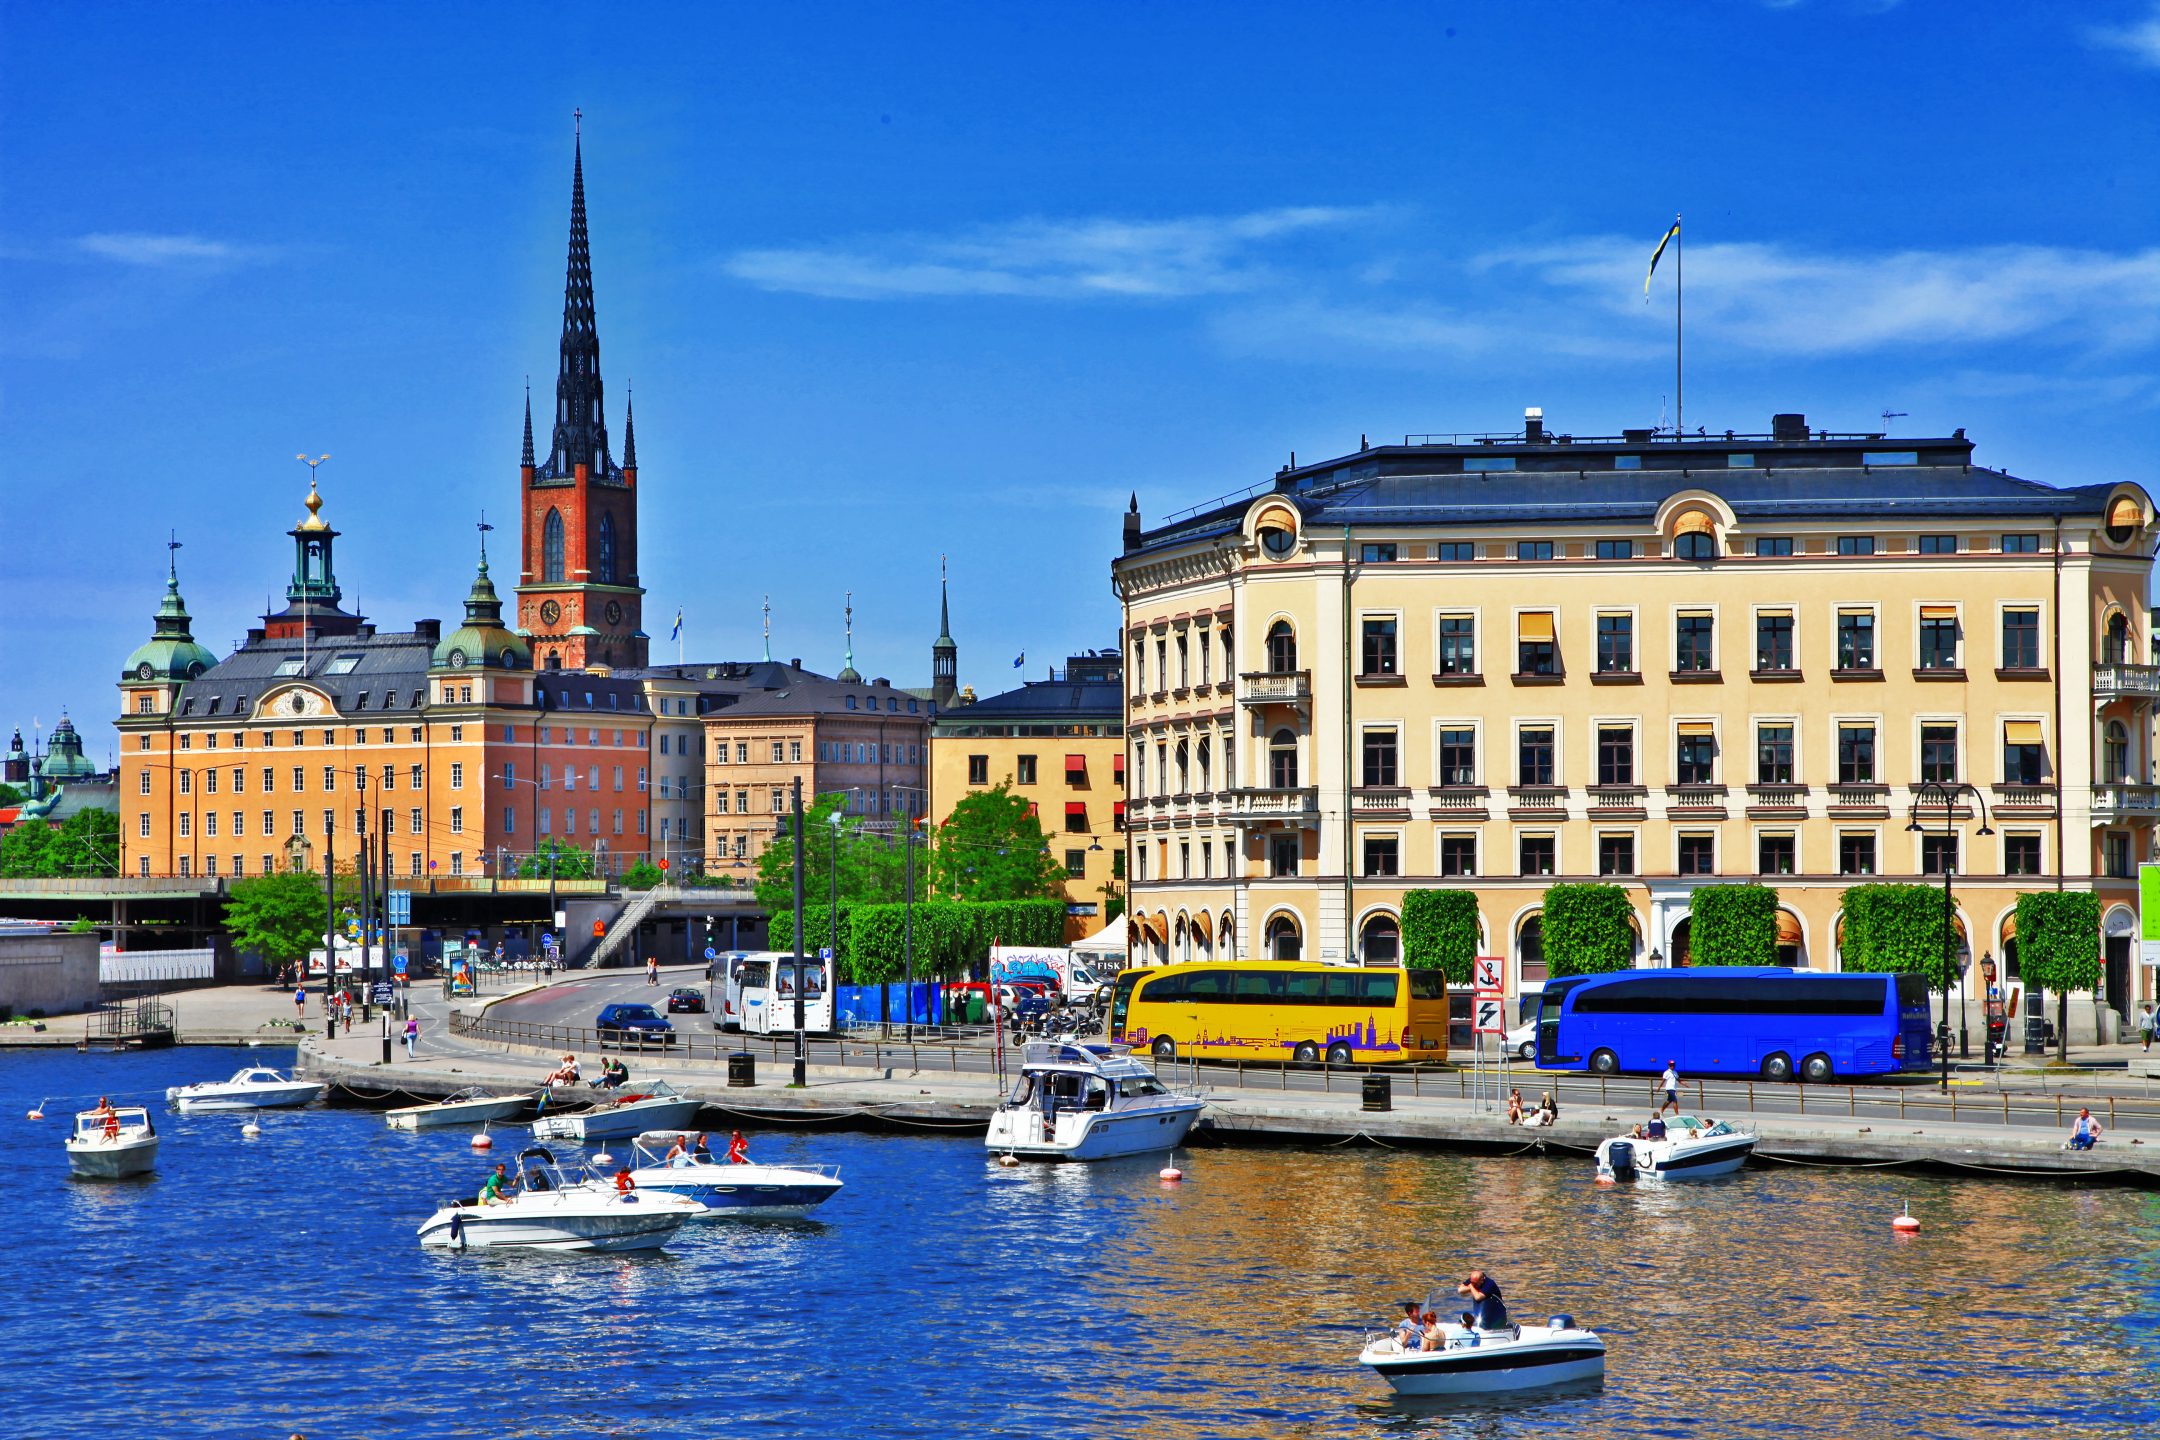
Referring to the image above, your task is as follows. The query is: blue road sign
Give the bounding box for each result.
[704,947,718,961]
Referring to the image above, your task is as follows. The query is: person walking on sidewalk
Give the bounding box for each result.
[646,956,659,987]
[2138,1003,2155,1053]
[402,1014,420,1059]
[294,983,307,1021]
[1657,1061,1682,1118]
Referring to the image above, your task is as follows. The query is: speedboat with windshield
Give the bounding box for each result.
[415,1145,702,1253]
[384,1087,541,1131]
[624,1131,844,1219]
[986,1041,1205,1162]
[529,1080,704,1142]
[1359,1285,1605,1395]
[165,1066,326,1113]
[1594,1115,1755,1181]
[65,1105,160,1179]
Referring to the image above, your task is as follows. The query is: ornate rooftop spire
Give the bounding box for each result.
[837,592,861,683]
[762,594,772,663]
[930,555,958,708]
[622,387,637,469]
[521,382,535,467]
[541,111,612,479]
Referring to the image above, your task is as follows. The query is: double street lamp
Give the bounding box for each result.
[1906,780,1994,1093]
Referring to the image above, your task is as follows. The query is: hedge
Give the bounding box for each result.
[1401,889,1481,982]
[1541,884,1636,977]
[1687,885,1780,967]
[2016,890,2101,1061]
[1840,884,1957,990]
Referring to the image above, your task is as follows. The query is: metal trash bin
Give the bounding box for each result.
[1362,1073,1392,1112]
[727,1051,756,1088]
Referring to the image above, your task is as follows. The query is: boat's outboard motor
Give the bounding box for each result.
[1604,1140,1637,1179]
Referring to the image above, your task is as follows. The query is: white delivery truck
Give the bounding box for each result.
[989,945,1108,1002]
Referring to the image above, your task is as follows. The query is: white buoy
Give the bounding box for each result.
[997,1153,1020,1168]
[1159,1153,1184,1183]
[1892,1202,1920,1233]
[241,1121,263,1139]
[591,1150,614,1168]
[471,1128,494,1151]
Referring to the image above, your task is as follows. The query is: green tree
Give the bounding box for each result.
[753,792,909,916]
[1840,884,1958,990]
[516,840,596,880]
[1687,885,1780,967]
[929,784,1064,902]
[0,808,120,878]
[1401,889,1481,982]
[0,782,23,807]
[1541,884,1637,977]
[2015,890,2102,1063]
[620,859,665,891]
[224,871,330,972]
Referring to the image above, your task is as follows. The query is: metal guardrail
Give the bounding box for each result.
[451,1010,997,1070]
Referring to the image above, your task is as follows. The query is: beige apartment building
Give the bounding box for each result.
[1113,412,2157,1029]
[930,651,1125,938]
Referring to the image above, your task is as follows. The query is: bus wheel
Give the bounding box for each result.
[1800,1052,1834,1084]
[1761,1052,1794,1082]
[1291,1041,1320,1067]
[1151,1037,1177,1061]
[1324,1042,1354,1067]
[1589,1049,1619,1076]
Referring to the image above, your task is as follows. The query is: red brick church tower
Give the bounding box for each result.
[517,116,647,672]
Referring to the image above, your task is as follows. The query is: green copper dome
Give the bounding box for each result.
[122,560,219,683]
[433,550,530,672]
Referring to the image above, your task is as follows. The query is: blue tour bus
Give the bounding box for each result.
[1534,967,1933,1083]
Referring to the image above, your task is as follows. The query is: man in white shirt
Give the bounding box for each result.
[1657,1061,1682,1118]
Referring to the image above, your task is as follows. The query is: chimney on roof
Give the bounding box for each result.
[790,657,801,670]
[1772,413,1808,442]
[1524,406,1545,443]
[1123,493,1142,553]
[414,619,440,645]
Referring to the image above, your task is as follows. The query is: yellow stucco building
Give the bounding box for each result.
[1113,411,2156,1037]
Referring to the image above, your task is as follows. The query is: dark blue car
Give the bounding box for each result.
[595,1002,675,1047]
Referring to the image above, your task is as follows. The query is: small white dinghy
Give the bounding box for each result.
[1595,1116,1755,1182]
[385,1087,540,1132]
[416,1145,702,1253]
[65,1106,160,1180]
[1361,1317,1606,1396]
[166,1066,326,1113]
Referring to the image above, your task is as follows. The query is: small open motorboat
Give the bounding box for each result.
[65,1106,160,1179]
[529,1081,704,1142]
[1595,1116,1755,1182]
[1360,1317,1606,1395]
[165,1066,327,1113]
[624,1131,843,1219]
[385,1087,541,1132]
[415,1145,702,1253]
[985,1041,1206,1162]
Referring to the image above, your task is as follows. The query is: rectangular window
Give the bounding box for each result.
[1436,615,1477,675]
[232,767,243,793]
[1516,539,1552,560]
[411,853,422,877]
[449,762,463,790]
[231,811,244,837]
[1756,724,1795,783]
[138,813,150,838]
[1597,833,1636,876]
[1360,617,1398,676]
[1597,726,1634,786]
[1436,728,1474,786]
[2002,721,2046,785]
[291,767,304,791]
[1838,724,1877,784]
[2002,609,2041,669]
[2106,832,2133,878]
[1596,613,1634,674]
[790,740,802,763]
[1436,542,1475,562]
[1755,612,1794,671]
[1064,849,1087,879]
[771,789,785,813]
[292,809,306,836]
[1917,534,1958,554]
[1362,835,1400,877]
[1758,833,1797,875]
[1837,611,1876,670]
[178,812,190,838]
[1518,834,1556,876]
[1727,453,1754,468]
[449,807,463,835]
[1362,728,1400,787]
[1921,833,1959,875]
[1920,724,1959,783]
[1839,832,1877,875]
[138,770,151,795]
[1613,454,1641,470]
[1755,536,1794,557]
[735,742,748,764]
[178,770,192,796]
[262,809,274,835]
[1269,834,1299,878]
[1517,726,1555,787]
[1837,536,1876,556]
[2005,833,2042,876]
[205,813,217,837]
[1360,543,1397,563]
[1675,725,1716,784]
[408,764,421,788]
[1438,834,1477,876]
[262,767,275,792]
[205,770,219,795]
[1516,612,1557,675]
[770,741,784,763]
[735,791,749,814]
[1016,755,1038,784]
[1595,539,1634,560]
[1677,832,1715,875]
[2002,534,2041,554]
[1674,612,1715,672]
[1918,609,1960,670]
[408,808,422,835]
[967,755,989,785]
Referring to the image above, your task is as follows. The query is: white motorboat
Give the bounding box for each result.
[529,1080,703,1142]
[415,1145,702,1253]
[1595,1115,1756,1181]
[1360,1317,1606,1395]
[625,1131,843,1219]
[165,1066,327,1113]
[65,1106,160,1179]
[385,1087,540,1132]
[986,1041,1205,1162]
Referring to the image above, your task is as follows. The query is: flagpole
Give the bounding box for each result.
[1674,215,1684,436]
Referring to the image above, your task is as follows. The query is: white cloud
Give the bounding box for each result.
[75,233,269,267]
[724,206,1377,301]
[2088,4,2160,67]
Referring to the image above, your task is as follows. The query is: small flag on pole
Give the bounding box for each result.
[670,608,683,642]
[1645,217,1681,299]
[1012,651,1025,669]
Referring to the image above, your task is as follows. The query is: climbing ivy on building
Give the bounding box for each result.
[1401,889,1481,981]
[1687,885,1779,967]
[1540,884,1636,977]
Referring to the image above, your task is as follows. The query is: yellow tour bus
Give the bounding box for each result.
[1108,961,1448,1066]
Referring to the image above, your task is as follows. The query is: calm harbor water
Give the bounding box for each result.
[10,1045,2157,1439]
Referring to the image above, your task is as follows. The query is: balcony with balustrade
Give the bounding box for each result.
[2091,783,2160,823]
[1238,670,1311,707]
[2093,663,2160,702]
[1227,786,1320,825]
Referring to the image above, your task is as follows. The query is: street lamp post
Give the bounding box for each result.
[1906,780,1994,1092]
[791,778,807,1087]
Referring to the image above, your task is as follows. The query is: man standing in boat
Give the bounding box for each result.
[1457,1271,1508,1330]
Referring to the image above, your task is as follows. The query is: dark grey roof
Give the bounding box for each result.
[716,677,933,721]
[938,675,1123,726]
[534,672,649,716]
[174,630,433,720]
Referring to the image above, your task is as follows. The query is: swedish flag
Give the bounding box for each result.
[1644,218,1681,299]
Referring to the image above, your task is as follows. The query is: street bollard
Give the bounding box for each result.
[381,1014,393,1065]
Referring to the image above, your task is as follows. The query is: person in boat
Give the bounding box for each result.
[524,1166,552,1193]
[1505,1088,1524,1124]
[725,1129,750,1164]
[691,1132,713,1163]
[1421,1312,1449,1352]
[1646,1114,1668,1141]
[1393,1300,1424,1350]
[1457,1271,1508,1330]
[664,1134,691,1167]
[96,1096,120,1139]
[613,1166,637,1193]
[478,1162,517,1206]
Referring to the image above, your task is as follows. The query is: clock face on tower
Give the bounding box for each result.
[539,599,562,626]
[604,600,624,626]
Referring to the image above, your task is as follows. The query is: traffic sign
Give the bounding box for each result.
[818,947,833,962]
[1472,955,1502,991]
[592,919,606,938]
[704,947,718,962]
[1473,997,1506,1035]
[387,890,412,925]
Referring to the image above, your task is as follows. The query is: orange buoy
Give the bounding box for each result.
[1892,1203,1920,1232]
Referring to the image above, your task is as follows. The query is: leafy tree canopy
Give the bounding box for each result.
[224,871,330,965]
[754,792,913,915]
[929,784,1065,902]
[0,808,120,878]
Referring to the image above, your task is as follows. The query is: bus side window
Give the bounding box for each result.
[1360,973,1400,1005]
[1233,971,1283,1005]
[1280,970,1325,1005]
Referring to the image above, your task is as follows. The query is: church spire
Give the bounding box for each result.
[521,382,535,468]
[541,111,612,479]
[622,388,637,469]
[837,592,861,683]
[930,555,958,709]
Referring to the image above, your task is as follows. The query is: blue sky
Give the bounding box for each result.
[6,2,2160,764]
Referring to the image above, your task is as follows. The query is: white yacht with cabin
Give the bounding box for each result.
[165,1066,326,1113]
[65,1106,160,1179]
[986,1041,1205,1162]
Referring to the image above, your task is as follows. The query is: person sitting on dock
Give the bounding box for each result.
[1457,1271,1507,1331]
[1505,1088,1524,1125]
[595,1058,630,1091]
[725,1130,750,1164]
[544,1054,582,1087]
[1526,1092,1557,1128]
[2069,1108,2103,1151]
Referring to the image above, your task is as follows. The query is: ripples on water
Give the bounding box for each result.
[8,1047,2157,1438]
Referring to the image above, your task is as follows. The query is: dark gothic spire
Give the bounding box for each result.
[541,113,613,479]
[930,555,958,708]
[622,388,637,468]
[521,384,535,467]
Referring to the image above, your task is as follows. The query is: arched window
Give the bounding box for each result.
[1266,621,1298,674]
[2104,720,2131,784]
[1266,913,1302,961]
[1675,531,1718,561]
[1360,912,1400,966]
[2105,612,2132,665]
[595,512,616,585]
[543,509,565,584]
[1269,728,1299,789]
